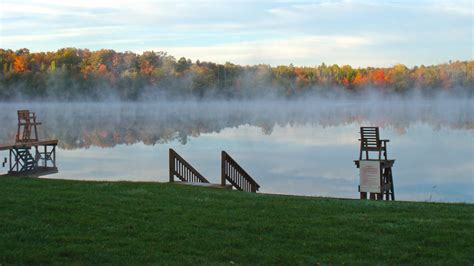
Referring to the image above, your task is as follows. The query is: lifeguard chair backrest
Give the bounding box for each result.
[16,110,39,143]
[18,110,30,121]
[360,127,381,148]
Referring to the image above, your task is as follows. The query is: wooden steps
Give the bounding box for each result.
[169,149,261,193]
[174,181,233,189]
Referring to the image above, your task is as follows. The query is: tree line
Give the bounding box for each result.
[1,48,472,100]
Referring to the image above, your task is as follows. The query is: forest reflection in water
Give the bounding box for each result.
[0,98,472,203]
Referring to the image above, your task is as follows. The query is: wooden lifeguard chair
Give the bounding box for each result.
[16,110,41,143]
[355,127,395,200]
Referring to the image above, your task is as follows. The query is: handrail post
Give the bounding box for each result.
[221,151,226,186]
[169,148,174,182]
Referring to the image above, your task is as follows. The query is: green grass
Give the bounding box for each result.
[0,176,472,265]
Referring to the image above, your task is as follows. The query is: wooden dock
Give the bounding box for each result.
[0,140,58,151]
[1,166,58,177]
[1,110,58,177]
[1,140,58,176]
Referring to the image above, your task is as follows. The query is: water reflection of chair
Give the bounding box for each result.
[359,127,389,160]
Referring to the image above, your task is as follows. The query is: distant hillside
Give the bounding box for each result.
[1,48,473,100]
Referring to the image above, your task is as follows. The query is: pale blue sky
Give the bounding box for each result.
[0,0,472,67]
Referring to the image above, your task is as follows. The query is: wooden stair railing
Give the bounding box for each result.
[169,149,210,183]
[221,151,260,193]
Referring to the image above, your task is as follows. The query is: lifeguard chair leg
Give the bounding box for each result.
[389,168,395,200]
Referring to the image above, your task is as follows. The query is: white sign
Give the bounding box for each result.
[359,160,381,193]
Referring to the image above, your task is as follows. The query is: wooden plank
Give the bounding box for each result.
[175,181,232,189]
[0,140,58,151]
[2,166,58,177]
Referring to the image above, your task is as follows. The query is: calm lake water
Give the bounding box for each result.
[0,98,472,203]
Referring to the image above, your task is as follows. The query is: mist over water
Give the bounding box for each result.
[0,96,472,146]
[0,96,472,203]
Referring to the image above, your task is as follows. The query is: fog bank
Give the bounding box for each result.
[0,96,471,149]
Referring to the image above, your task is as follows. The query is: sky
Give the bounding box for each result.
[0,0,472,67]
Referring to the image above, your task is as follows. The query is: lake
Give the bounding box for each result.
[0,98,472,203]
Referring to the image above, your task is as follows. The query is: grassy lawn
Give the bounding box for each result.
[0,176,472,264]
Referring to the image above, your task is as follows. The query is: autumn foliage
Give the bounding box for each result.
[0,48,472,100]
